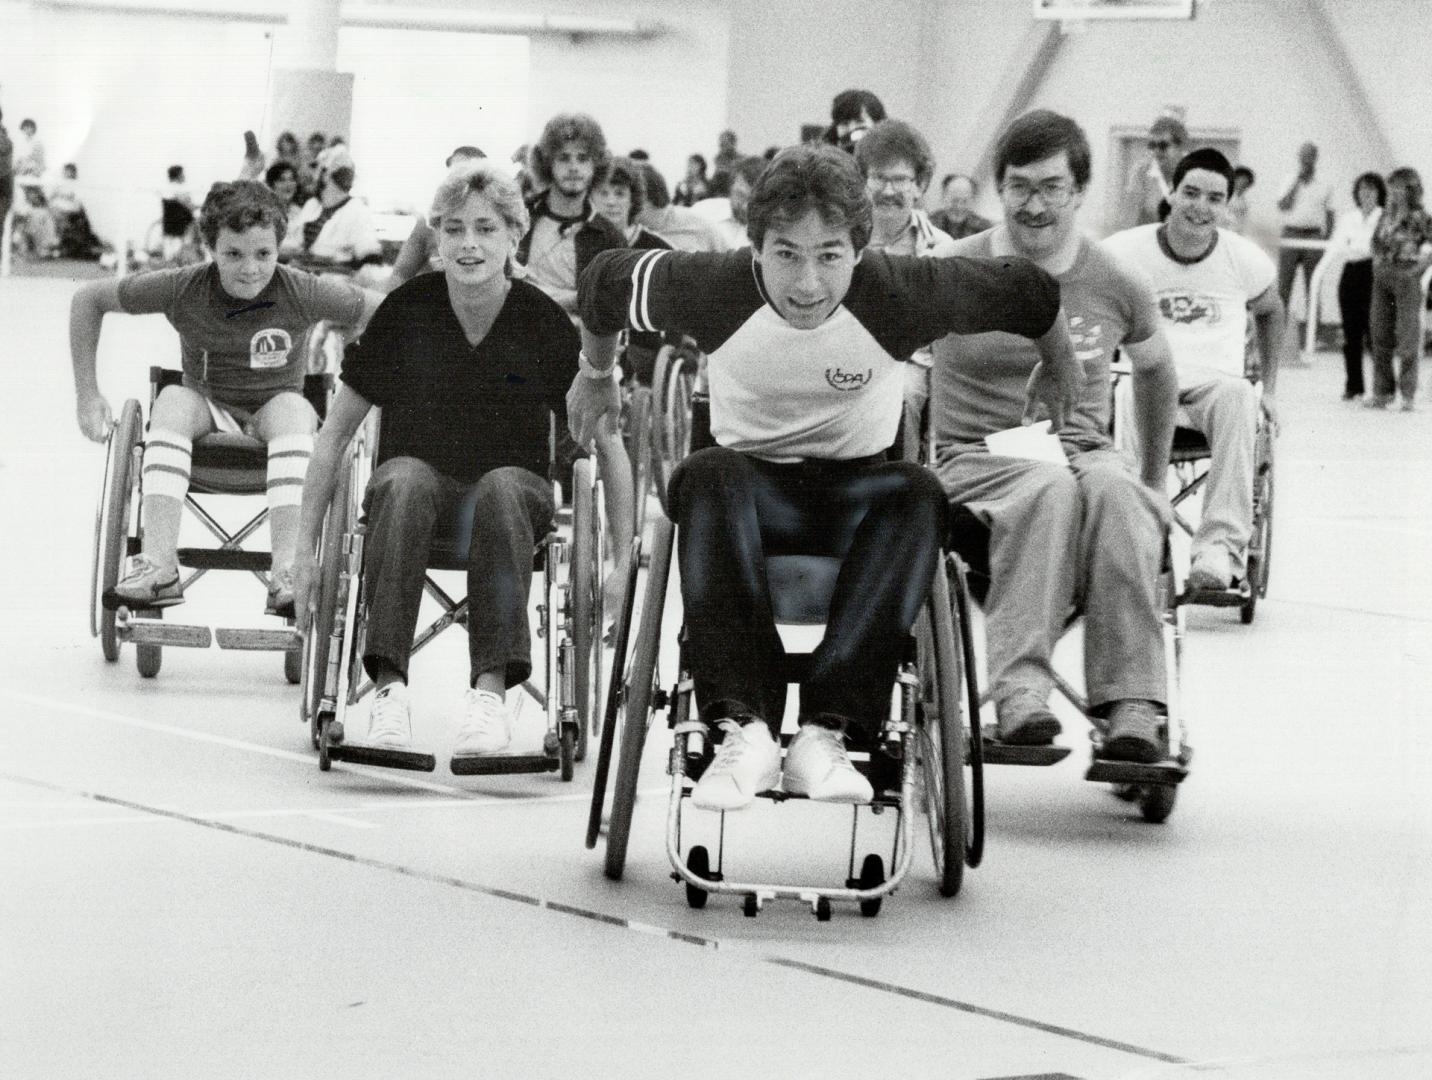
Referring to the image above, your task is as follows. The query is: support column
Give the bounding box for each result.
[265,0,353,154]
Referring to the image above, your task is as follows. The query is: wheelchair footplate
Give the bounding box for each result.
[450,751,560,776]
[978,724,1073,767]
[1178,581,1252,608]
[323,723,438,773]
[1085,754,1190,786]
[116,607,212,649]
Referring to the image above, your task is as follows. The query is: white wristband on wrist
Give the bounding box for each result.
[578,349,617,381]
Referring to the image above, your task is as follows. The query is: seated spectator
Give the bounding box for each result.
[264,161,307,259]
[160,165,197,263]
[929,173,992,240]
[50,163,105,260]
[690,155,766,250]
[633,162,721,252]
[294,165,381,271]
[15,184,60,258]
[825,89,885,153]
[674,154,709,207]
[1226,166,1255,234]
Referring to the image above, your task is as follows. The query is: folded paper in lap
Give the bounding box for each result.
[983,420,1069,466]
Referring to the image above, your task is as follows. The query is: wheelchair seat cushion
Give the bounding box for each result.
[189,432,267,494]
[1170,426,1211,463]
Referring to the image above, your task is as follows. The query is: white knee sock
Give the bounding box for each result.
[142,428,193,501]
[266,433,313,510]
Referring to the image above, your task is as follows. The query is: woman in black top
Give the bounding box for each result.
[293,161,579,758]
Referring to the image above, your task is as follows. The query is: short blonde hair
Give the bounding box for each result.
[428,161,529,236]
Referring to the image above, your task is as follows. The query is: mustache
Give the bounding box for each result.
[1014,213,1055,227]
[873,195,907,208]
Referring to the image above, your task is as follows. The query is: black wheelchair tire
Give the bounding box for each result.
[136,643,162,678]
[95,400,143,663]
[604,518,674,881]
[586,538,642,850]
[303,451,354,739]
[572,459,597,764]
[1140,783,1177,824]
[922,557,970,898]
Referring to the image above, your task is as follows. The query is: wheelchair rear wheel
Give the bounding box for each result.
[604,517,674,881]
[572,459,599,763]
[302,450,354,743]
[93,399,143,663]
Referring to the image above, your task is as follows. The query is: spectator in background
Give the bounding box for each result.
[826,88,885,153]
[318,136,354,173]
[511,144,535,199]
[633,162,721,252]
[294,164,381,271]
[264,161,307,259]
[592,156,674,386]
[929,173,992,240]
[50,163,105,259]
[1330,171,1385,401]
[14,118,45,188]
[239,130,266,181]
[1226,166,1255,234]
[712,129,740,178]
[274,131,302,170]
[1275,142,1334,312]
[15,184,60,258]
[1119,114,1186,230]
[1367,167,1432,410]
[690,155,765,250]
[302,132,327,199]
[0,109,14,231]
[674,154,709,207]
[160,165,197,263]
[628,148,650,161]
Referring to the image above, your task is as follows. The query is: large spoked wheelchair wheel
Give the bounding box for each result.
[917,554,984,898]
[625,386,655,535]
[1242,434,1275,624]
[652,348,697,503]
[301,448,355,745]
[92,399,144,664]
[604,516,674,881]
[586,538,642,850]
[571,459,603,764]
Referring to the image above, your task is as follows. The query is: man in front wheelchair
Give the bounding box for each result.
[1105,147,1284,596]
[567,143,1078,812]
[929,110,1179,764]
[293,161,585,758]
[71,180,379,613]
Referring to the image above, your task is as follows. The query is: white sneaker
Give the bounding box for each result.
[453,688,511,756]
[1187,547,1233,592]
[690,720,780,812]
[782,724,874,804]
[367,683,412,749]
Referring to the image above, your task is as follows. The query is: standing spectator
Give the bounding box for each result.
[712,129,740,178]
[1274,142,1334,311]
[264,161,307,259]
[673,154,709,207]
[633,162,721,252]
[14,118,45,188]
[159,165,197,263]
[1367,167,1432,410]
[1118,114,1186,230]
[825,89,885,153]
[929,173,992,240]
[0,109,14,233]
[1226,166,1255,234]
[1330,172,1386,401]
[274,131,302,170]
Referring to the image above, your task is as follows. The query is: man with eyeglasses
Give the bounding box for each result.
[1120,114,1187,230]
[929,110,1179,763]
[1105,148,1283,595]
[853,120,955,457]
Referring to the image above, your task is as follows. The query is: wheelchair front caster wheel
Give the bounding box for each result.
[742,894,759,918]
[857,854,885,918]
[815,897,832,922]
[1139,784,1177,824]
[685,846,710,910]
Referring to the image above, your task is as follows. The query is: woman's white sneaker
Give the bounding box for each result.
[367,683,413,749]
[783,724,873,803]
[690,720,780,811]
[453,688,511,756]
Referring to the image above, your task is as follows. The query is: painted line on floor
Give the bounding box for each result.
[2,769,1188,1067]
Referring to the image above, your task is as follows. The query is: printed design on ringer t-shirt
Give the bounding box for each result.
[1068,314,1105,364]
[1158,292,1221,327]
[250,327,293,369]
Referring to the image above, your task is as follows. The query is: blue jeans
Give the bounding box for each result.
[1370,264,1425,401]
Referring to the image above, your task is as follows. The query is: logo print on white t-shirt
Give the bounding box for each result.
[1068,315,1105,363]
[825,367,873,391]
[250,328,292,369]
[1159,293,1220,327]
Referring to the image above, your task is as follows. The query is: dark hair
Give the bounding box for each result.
[1352,171,1387,208]
[531,113,610,189]
[746,143,872,252]
[639,162,671,209]
[830,89,886,127]
[63,162,78,177]
[993,109,1091,188]
[1232,165,1256,187]
[628,148,650,161]
[1171,147,1235,196]
[198,180,289,247]
[20,118,36,132]
[307,131,326,147]
[264,161,300,202]
[276,131,299,156]
[327,165,356,194]
[707,171,732,198]
[1149,116,1188,145]
[854,119,935,189]
[446,145,485,167]
[1387,167,1424,211]
[687,153,708,177]
[603,157,647,221]
[167,165,185,182]
[732,155,767,190]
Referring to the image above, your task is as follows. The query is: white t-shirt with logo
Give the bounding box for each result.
[1103,224,1274,387]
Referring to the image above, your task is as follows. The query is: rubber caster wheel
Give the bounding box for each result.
[685,846,710,910]
[136,644,162,679]
[857,854,885,918]
[284,648,302,685]
[1140,784,1177,824]
[742,894,759,918]
[815,897,833,922]
[1113,783,1141,802]
[559,726,576,782]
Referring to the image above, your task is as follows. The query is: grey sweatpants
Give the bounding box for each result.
[935,447,1167,711]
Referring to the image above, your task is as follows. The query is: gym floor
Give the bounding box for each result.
[1,269,1428,1080]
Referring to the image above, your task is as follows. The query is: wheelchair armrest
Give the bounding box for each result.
[150,366,183,392]
[303,373,334,421]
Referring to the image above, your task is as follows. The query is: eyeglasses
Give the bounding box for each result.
[869,172,918,192]
[1147,140,1173,152]
[998,179,1076,208]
